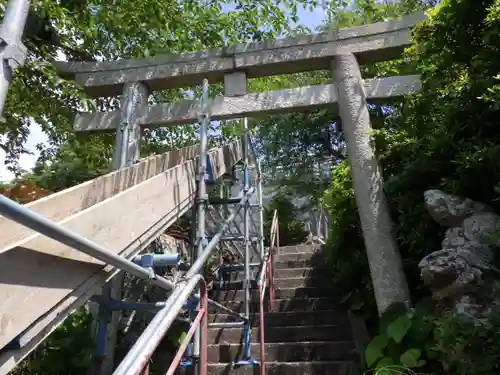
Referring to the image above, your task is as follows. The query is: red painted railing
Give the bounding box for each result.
[141,279,208,375]
[258,210,279,375]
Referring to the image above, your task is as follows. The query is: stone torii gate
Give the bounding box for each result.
[54,11,423,369]
[56,11,424,310]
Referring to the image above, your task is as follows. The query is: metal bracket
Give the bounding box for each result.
[0,26,27,69]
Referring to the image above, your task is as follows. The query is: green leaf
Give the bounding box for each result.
[375,357,396,375]
[400,348,426,368]
[387,315,412,343]
[365,334,388,367]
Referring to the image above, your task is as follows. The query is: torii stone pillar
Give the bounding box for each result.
[333,53,411,314]
[96,81,150,375]
[112,81,149,169]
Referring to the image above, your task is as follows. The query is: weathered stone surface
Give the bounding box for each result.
[55,13,425,97]
[423,189,493,228]
[204,361,359,375]
[419,189,500,321]
[73,75,421,132]
[208,310,349,327]
[208,341,356,362]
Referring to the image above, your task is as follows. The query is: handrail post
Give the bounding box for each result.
[242,117,251,344]
[193,78,210,375]
[199,279,208,375]
[259,280,266,375]
[256,161,265,259]
[258,209,278,374]
[268,249,274,313]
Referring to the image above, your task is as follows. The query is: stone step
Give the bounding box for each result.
[211,280,258,291]
[214,266,328,284]
[212,266,329,286]
[274,267,327,279]
[209,297,339,313]
[215,270,260,283]
[276,252,324,264]
[207,341,357,362]
[212,276,330,291]
[208,324,352,344]
[209,310,349,327]
[206,361,359,375]
[210,287,331,302]
[274,257,324,269]
[277,245,322,255]
[274,277,327,288]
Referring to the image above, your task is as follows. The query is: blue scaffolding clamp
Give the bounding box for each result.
[233,323,259,367]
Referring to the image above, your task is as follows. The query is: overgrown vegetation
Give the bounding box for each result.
[365,301,500,375]
[263,192,309,247]
[11,309,94,375]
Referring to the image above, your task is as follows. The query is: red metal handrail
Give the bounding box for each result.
[140,279,208,375]
[258,210,279,375]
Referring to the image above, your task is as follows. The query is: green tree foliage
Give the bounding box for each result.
[0,0,317,178]
[11,309,95,375]
[263,192,309,247]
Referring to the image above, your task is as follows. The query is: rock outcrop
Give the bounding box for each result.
[419,189,500,321]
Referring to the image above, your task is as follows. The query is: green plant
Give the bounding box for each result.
[13,308,95,375]
[365,301,438,375]
[431,312,500,375]
[366,301,500,375]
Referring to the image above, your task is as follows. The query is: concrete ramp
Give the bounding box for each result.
[0,140,242,375]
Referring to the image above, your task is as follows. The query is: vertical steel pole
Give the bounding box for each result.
[243,117,251,326]
[242,117,255,360]
[218,178,224,264]
[256,161,264,259]
[0,0,29,117]
[193,79,209,375]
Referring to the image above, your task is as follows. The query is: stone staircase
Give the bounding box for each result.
[206,244,361,374]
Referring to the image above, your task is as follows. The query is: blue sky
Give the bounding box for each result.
[0,4,326,182]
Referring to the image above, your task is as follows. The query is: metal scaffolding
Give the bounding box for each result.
[0,2,269,373]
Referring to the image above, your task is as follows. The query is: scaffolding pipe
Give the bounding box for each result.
[185,186,255,279]
[113,275,204,375]
[193,78,210,372]
[207,209,244,259]
[0,0,29,117]
[256,161,265,258]
[243,117,251,323]
[233,209,262,260]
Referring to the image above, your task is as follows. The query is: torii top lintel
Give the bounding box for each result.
[55,12,426,98]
